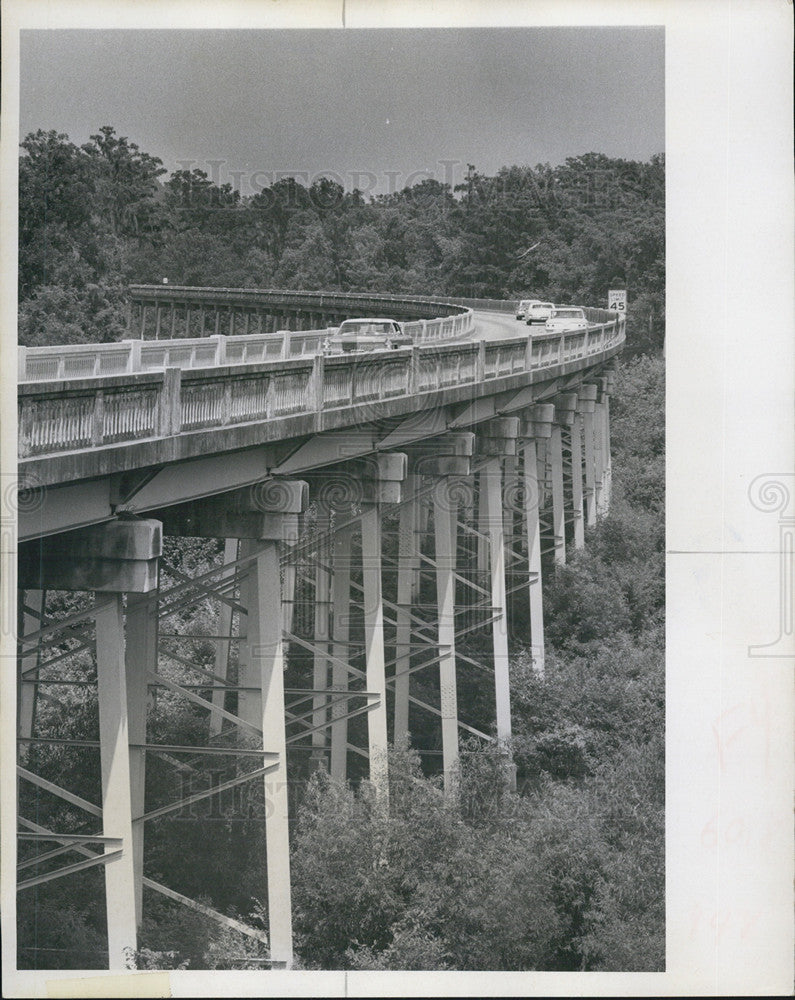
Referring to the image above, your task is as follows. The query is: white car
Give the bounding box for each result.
[544,306,588,333]
[525,301,555,325]
[324,318,412,354]
[515,299,541,321]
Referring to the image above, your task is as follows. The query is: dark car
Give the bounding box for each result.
[324,318,412,353]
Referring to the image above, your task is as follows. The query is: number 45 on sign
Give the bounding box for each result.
[608,289,627,312]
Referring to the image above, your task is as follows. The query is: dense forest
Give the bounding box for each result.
[18,126,664,354]
[17,127,665,972]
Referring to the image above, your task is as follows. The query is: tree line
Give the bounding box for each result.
[19,126,664,352]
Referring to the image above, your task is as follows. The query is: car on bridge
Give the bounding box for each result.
[544,306,588,333]
[324,318,412,354]
[525,301,555,325]
[515,298,541,320]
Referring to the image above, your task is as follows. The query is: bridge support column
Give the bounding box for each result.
[95,594,142,968]
[282,511,300,636]
[593,395,606,516]
[359,454,407,798]
[552,393,579,561]
[125,590,158,930]
[311,507,332,770]
[569,411,586,550]
[330,521,353,782]
[595,375,614,515]
[234,483,306,971]
[411,434,474,795]
[393,474,418,745]
[434,479,459,796]
[210,538,239,737]
[18,518,163,970]
[239,533,293,968]
[476,468,490,579]
[579,384,599,528]
[520,406,553,677]
[477,419,519,783]
[549,420,566,567]
[153,481,308,969]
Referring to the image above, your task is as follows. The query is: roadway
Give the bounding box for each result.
[472,309,541,341]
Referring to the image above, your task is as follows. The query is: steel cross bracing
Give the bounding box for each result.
[16,368,616,971]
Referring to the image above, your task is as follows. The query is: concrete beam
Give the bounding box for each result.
[18,520,162,593]
[412,455,471,478]
[552,393,579,425]
[357,453,408,505]
[150,481,308,539]
[518,403,555,440]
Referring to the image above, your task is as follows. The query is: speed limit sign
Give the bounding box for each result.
[608,289,627,312]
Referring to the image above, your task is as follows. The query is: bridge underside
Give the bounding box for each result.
[16,366,616,970]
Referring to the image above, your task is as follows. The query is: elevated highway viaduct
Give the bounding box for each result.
[15,285,624,969]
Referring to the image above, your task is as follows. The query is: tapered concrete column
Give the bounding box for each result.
[170,304,176,338]
[360,505,389,794]
[281,514,300,636]
[520,405,553,677]
[153,481,304,967]
[569,414,586,549]
[432,476,460,795]
[95,594,139,968]
[125,590,158,929]
[359,453,407,798]
[549,422,566,566]
[18,590,44,761]
[477,419,519,766]
[210,538,239,737]
[311,509,332,769]
[602,391,613,513]
[416,489,431,600]
[476,468,490,578]
[330,522,353,782]
[552,393,579,560]
[593,391,606,516]
[596,375,614,515]
[18,518,164,970]
[245,535,293,969]
[155,306,162,338]
[579,384,599,528]
[407,435,473,784]
[393,477,418,744]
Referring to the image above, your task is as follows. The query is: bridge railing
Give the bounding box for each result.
[18,317,624,460]
[18,313,475,381]
[128,283,472,321]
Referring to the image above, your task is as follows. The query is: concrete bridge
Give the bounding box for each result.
[15,284,625,969]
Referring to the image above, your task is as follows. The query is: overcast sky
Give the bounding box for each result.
[20,27,664,195]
